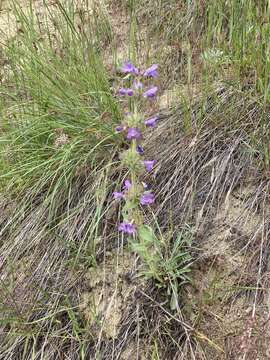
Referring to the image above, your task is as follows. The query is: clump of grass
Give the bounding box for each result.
[136,0,270,101]
[0,1,120,195]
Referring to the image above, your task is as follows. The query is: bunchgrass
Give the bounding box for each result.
[0,0,120,194]
[136,0,270,102]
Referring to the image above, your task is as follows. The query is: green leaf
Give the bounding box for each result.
[138,225,157,245]
[131,242,146,255]
[123,200,137,211]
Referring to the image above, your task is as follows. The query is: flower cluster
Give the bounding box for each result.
[113,61,159,235]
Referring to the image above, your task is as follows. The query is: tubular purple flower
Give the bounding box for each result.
[113,191,124,200]
[143,64,158,78]
[143,160,155,172]
[118,222,136,235]
[143,86,158,98]
[136,145,144,155]
[126,128,141,140]
[118,88,127,96]
[136,145,144,154]
[121,62,139,75]
[118,88,134,96]
[126,89,134,96]
[123,179,132,190]
[140,192,155,205]
[144,116,158,128]
[115,125,124,133]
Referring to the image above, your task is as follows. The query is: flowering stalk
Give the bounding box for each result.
[113,61,159,236]
[113,72,193,293]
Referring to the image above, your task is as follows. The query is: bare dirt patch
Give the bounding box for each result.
[79,250,140,340]
[186,185,270,359]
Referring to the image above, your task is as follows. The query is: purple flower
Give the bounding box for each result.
[123,179,132,190]
[143,160,155,172]
[126,128,141,140]
[115,125,124,133]
[143,86,158,98]
[121,62,139,75]
[144,116,158,127]
[118,222,136,235]
[136,145,144,154]
[126,89,134,96]
[133,80,143,90]
[143,64,158,78]
[118,88,134,96]
[140,192,155,205]
[118,88,127,96]
[113,191,124,200]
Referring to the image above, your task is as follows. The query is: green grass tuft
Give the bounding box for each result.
[0,1,120,194]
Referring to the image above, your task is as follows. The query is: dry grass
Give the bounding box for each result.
[144,87,270,358]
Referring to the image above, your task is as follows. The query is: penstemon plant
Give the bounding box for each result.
[113,61,158,233]
[113,61,165,281]
[113,61,192,297]
[113,62,158,233]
